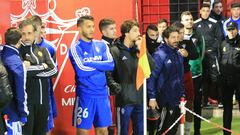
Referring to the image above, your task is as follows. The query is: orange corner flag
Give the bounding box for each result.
[136,35,151,90]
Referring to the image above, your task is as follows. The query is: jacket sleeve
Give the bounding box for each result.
[68,45,101,77]
[6,57,29,118]
[105,46,122,95]
[36,48,58,77]
[0,61,12,109]
[83,43,114,71]
[147,53,163,99]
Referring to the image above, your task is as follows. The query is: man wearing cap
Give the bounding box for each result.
[219,21,240,135]
[223,2,240,37]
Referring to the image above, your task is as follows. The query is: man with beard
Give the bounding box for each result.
[210,0,226,40]
[19,19,58,135]
[148,26,184,135]
[1,28,28,135]
[172,22,198,135]
[220,22,240,135]
[146,24,160,55]
[109,20,143,135]
[145,24,160,135]
[181,11,205,135]
[69,16,114,135]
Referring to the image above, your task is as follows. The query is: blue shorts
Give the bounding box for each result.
[72,96,112,129]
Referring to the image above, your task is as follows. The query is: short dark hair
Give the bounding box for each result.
[200,3,211,9]
[162,26,178,39]
[19,19,37,31]
[231,2,240,8]
[99,18,115,32]
[77,15,94,27]
[29,15,42,26]
[5,27,22,45]
[180,11,192,21]
[158,19,168,25]
[120,20,139,36]
[171,21,184,31]
[212,0,222,8]
[146,24,158,32]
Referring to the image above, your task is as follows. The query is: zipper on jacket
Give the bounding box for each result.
[31,46,43,104]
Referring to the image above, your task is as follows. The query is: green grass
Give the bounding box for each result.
[190,117,240,135]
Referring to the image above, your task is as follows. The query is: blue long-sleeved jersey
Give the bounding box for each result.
[69,39,114,98]
[223,17,240,37]
[147,44,185,107]
[1,45,29,122]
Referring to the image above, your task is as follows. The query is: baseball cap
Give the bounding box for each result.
[227,22,238,31]
[147,109,161,121]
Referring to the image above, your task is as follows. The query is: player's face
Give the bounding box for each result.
[79,20,95,40]
[158,22,167,35]
[147,29,159,40]
[178,28,184,42]
[227,28,238,39]
[21,25,36,46]
[200,7,211,19]
[213,3,223,15]
[181,15,193,29]
[34,22,42,39]
[165,31,179,48]
[231,7,240,18]
[41,23,46,38]
[126,26,141,43]
[102,24,117,39]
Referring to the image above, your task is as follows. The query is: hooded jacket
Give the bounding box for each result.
[147,43,185,108]
[110,37,143,107]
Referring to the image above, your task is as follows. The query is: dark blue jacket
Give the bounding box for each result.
[147,44,185,107]
[1,45,29,122]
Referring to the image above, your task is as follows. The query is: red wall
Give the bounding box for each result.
[139,0,170,33]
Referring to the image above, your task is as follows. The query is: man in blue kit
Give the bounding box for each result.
[69,15,114,135]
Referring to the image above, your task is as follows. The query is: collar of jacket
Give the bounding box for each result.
[102,36,114,45]
[5,44,19,54]
[210,10,224,21]
[226,34,240,45]
[163,43,178,52]
[115,37,140,54]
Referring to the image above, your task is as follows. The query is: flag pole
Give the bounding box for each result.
[144,78,147,135]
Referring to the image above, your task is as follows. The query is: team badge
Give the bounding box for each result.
[223,47,226,52]
[95,47,100,53]
[38,51,43,57]
[208,24,212,28]
[77,118,82,125]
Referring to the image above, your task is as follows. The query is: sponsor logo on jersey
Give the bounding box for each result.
[83,56,102,62]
